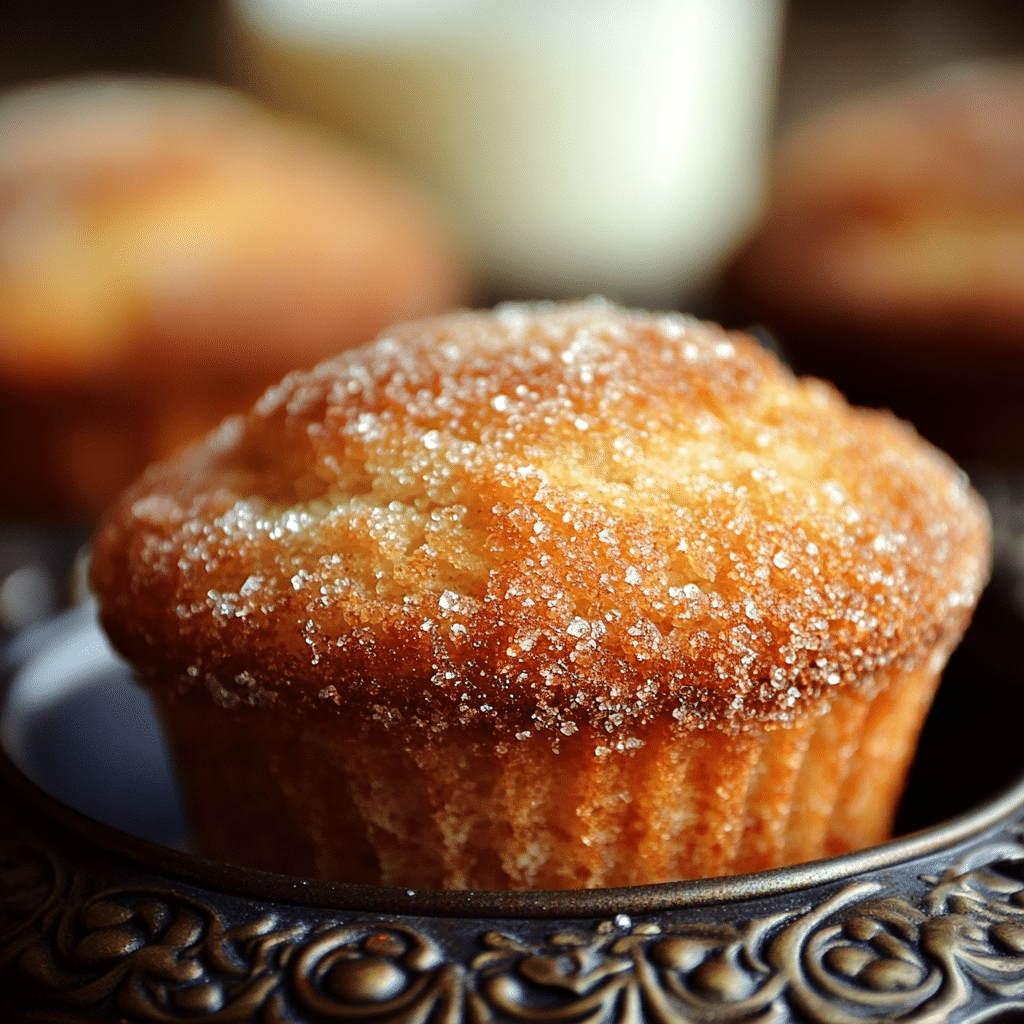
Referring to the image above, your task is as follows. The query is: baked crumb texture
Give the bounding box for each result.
[92,298,991,889]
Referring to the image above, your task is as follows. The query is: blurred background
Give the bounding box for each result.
[6,0,1024,859]
[4,0,1024,634]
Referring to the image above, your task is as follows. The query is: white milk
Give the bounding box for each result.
[229,0,784,305]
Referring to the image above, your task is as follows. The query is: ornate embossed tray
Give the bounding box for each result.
[4,582,1024,1024]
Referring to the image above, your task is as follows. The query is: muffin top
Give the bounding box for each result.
[725,62,1024,352]
[91,299,990,741]
[0,75,463,386]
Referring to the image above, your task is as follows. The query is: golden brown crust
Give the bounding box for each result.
[91,300,991,744]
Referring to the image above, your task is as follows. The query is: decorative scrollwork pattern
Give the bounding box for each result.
[6,831,1024,1022]
[291,922,463,1023]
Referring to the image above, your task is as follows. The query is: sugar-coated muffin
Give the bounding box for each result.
[91,299,990,890]
[0,75,465,515]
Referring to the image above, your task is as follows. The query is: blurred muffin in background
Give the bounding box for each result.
[0,75,466,517]
[722,62,1024,462]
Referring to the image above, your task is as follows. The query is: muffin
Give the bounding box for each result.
[722,62,1024,460]
[0,75,465,516]
[90,299,991,890]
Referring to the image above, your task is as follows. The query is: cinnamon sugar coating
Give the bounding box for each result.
[92,300,990,746]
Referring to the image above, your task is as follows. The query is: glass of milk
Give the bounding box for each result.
[228,0,784,306]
